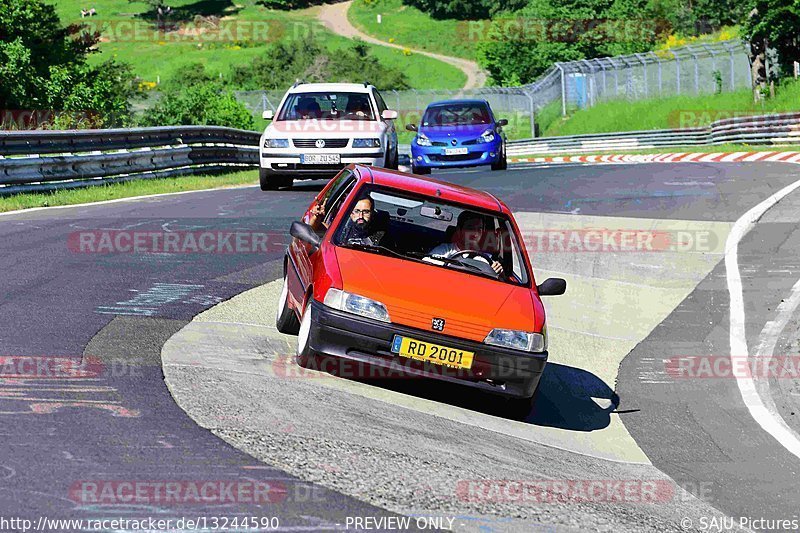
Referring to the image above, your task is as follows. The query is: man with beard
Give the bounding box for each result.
[338,197,388,246]
[308,196,388,246]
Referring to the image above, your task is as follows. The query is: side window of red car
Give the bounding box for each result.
[323,178,357,228]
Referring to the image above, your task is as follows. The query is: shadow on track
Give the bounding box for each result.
[319,358,618,432]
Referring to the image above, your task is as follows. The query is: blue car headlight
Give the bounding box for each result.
[479,128,496,144]
[263,138,289,148]
[353,138,381,148]
[415,133,432,147]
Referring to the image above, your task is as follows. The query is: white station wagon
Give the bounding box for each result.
[258,82,399,190]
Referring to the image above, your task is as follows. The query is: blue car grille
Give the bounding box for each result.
[429,152,484,162]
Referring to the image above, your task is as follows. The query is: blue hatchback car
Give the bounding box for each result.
[406,99,508,174]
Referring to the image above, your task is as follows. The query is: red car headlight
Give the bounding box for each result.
[323,288,391,323]
[484,326,546,353]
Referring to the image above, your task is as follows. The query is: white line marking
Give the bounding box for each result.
[727,173,800,459]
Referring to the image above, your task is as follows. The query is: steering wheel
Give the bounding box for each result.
[450,250,501,278]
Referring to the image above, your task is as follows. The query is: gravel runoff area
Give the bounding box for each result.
[162,280,743,532]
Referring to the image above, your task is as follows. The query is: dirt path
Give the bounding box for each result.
[317,0,487,90]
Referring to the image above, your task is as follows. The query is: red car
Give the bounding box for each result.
[275,164,565,414]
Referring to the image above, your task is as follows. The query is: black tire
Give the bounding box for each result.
[275,273,300,335]
[295,300,318,369]
[391,147,400,170]
[259,169,292,191]
[491,143,507,171]
[411,164,431,175]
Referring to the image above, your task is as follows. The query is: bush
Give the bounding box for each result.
[231,37,410,90]
[140,83,255,130]
[401,0,527,20]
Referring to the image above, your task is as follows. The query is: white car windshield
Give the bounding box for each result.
[278,92,375,121]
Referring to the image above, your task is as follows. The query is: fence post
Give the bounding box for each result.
[729,48,736,90]
[689,47,700,94]
[556,63,567,116]
[261,92,268,114]
[672,51,681,94]
[524,91,536,138]
[635,53,648,97]
[657,56,663,94]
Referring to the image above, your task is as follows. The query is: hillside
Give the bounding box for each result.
[53,0,466,90]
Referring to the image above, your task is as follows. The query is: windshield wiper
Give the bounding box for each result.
[405,251,484,273]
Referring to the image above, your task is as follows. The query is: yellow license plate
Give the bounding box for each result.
[390,335,474,369]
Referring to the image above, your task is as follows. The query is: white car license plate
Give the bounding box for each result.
[444,147,468,156]
[301,154,341,164]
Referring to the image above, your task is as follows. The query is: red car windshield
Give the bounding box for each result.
[331,185,530,285]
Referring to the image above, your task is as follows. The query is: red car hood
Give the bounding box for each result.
[334,247,536,342]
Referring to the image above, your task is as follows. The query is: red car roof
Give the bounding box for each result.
[352,165,505,213]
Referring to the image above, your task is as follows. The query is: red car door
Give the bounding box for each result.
[287,169,358,313]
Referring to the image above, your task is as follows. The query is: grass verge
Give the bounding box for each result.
[511,144,800,159]
[543,80,800,137]
[58,0,465,90]
[348,0,478,60]
[0,169,257,213]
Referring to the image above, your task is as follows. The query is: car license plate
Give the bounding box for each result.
[390,335,474,369]
[444,147,468,156]
[301,154,341,164]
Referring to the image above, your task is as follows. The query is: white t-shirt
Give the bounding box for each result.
[429,243,460,257]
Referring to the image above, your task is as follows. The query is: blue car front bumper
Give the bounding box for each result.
[410,139,503,169]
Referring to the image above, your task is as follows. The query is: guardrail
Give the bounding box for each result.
[3,112,800,196]
[507,112,800,156]
[0,126,260,196]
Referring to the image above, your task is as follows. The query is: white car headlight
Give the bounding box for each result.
[479,128,496,143]
[263,138,289,148]
[353,138,381,148]
[323,288,391,323]
[415,133,432,147]
[484,327,546,352]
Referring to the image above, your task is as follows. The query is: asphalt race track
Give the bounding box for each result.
[2,161,800,531]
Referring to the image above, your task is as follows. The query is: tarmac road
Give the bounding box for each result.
[2,161,800,530]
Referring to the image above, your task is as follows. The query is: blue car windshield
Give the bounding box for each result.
[422,103,492,127]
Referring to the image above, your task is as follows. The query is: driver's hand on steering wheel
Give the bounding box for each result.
[490,260,504,275]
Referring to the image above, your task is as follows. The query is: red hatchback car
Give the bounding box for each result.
[275,164,565,413]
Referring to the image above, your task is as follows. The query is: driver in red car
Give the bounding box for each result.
[430,211,505,275]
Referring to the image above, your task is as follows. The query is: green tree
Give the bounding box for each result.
[0,0,139,127]
[743,0,800,78]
